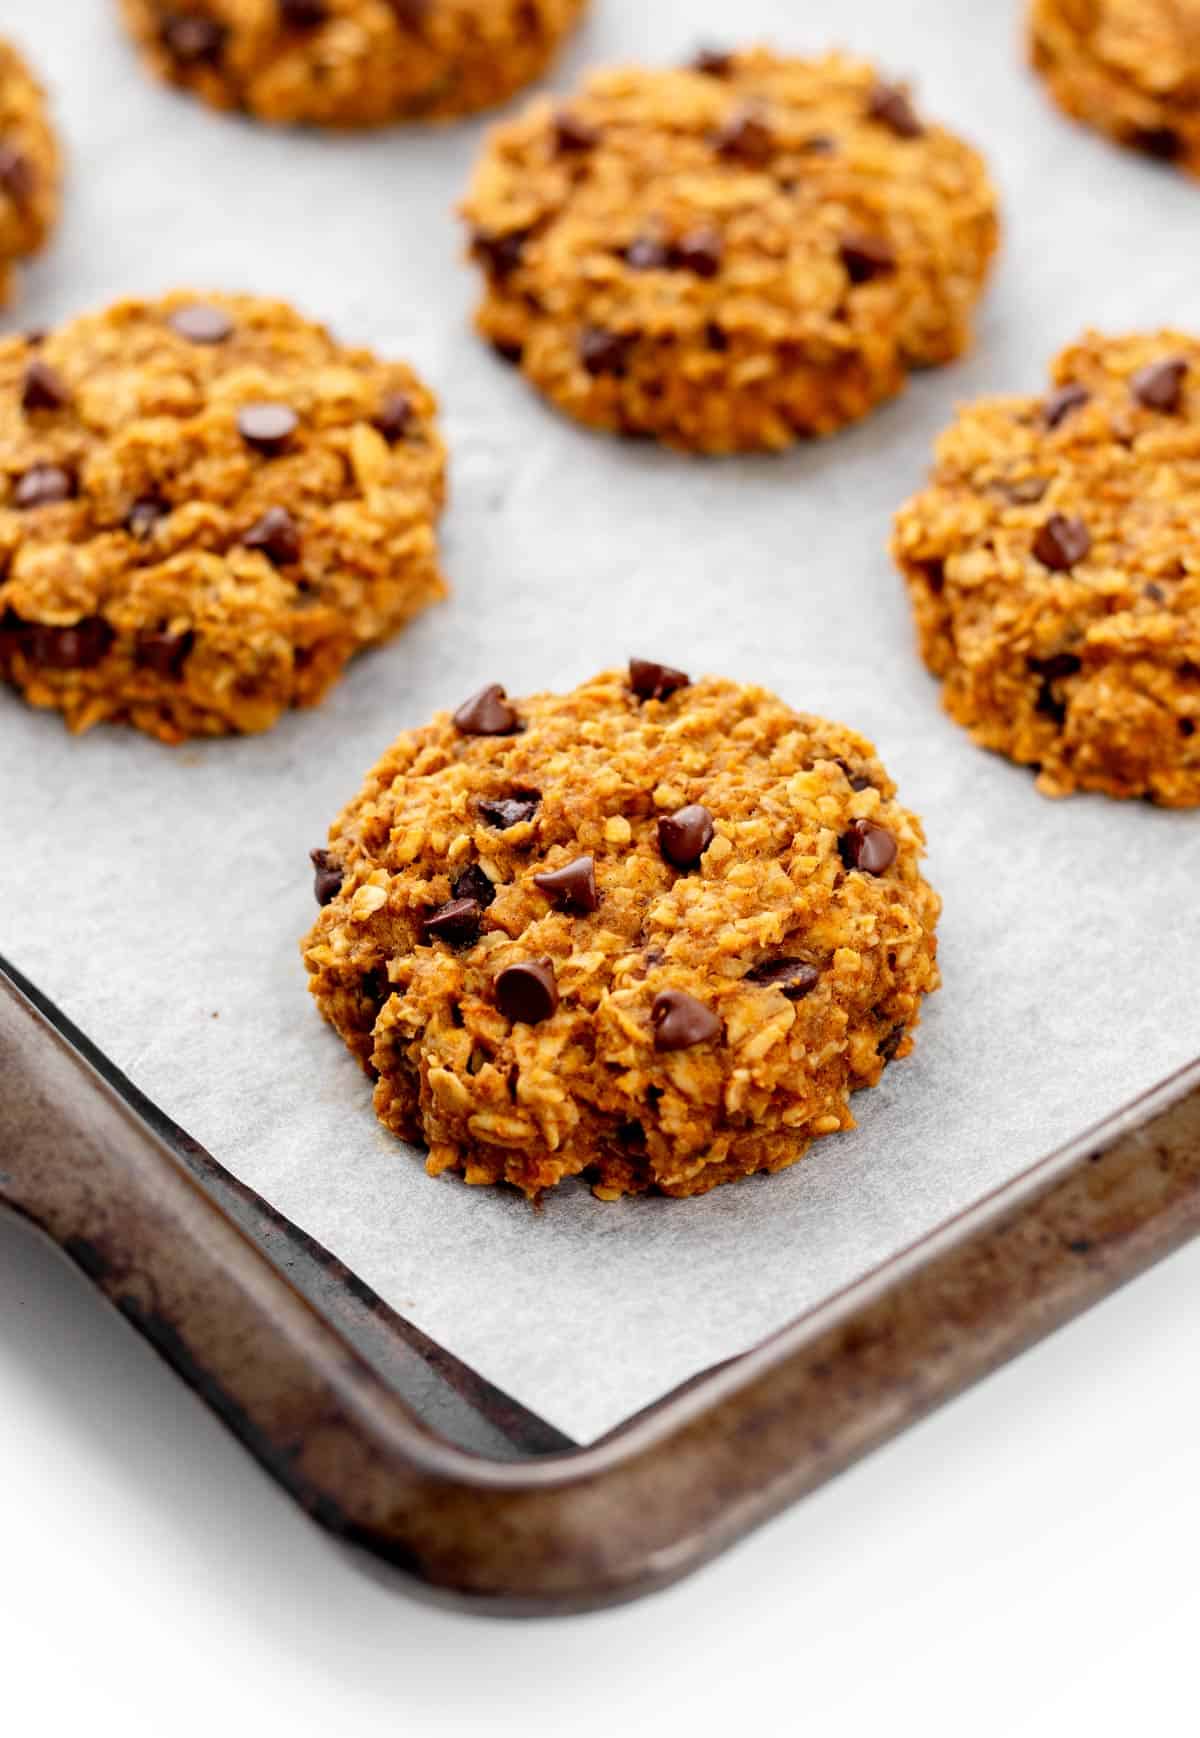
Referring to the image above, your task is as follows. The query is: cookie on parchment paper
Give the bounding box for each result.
[302,662,941,1200]
[461,49,999,453]
[0,37,60,307]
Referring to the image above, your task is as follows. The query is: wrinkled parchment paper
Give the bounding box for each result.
[3,0,1198,1441]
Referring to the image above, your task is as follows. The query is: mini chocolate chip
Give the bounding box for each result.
[580,327,634,377]
[243,505,300,565]
[658,804,715,870]
[867,82,924,139]
[674,227,723,278]
[1028,651,1082,680]
[23,616,114,671]
[705,321,730,353]
[651,989,721,1051]
[1130,125,1181,161]
[713,106,774,165]
[692,46,733,76]
[169,303,234,344]
[879,1023,907,1063]
[746,958,821,999]
[374,391,413,443]
[479,792,540,829]
[135,626,194,679]
[1000,476,1051,505]
[840,819,898,875]
[495,959,559,1025]
[162,15,227,63]
[1043,383,1090,428]
[472,228,528,279]
[422,897,483,947]
[629,657,690,701]
[309,847,342,906]
[534,855,599,914]
[1144,582,1167,603]
[238,402,299,456]
[13,463,75,508]
[453,683,521,736]
[21,360,69,412]
[0,144,34,205]
[1131,357,1188,413]
[492,339,524,366]
[625,235,671,271]
[554,111,598,152]
[451,863,496,909]
[841,233,896,284]
[1033,513,1091,572]
[280,0,327,26]
[126,495,169,538]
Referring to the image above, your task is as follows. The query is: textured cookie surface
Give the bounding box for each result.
[0,38,60,305]
[461,50,999,453]
[1030,0,1200,174]
[119,0,588,127]
[302,664,941,1199]
[0,292,446,741]
[893,331,1200,806]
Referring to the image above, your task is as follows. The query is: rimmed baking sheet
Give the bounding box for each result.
[3,0,1198,1443]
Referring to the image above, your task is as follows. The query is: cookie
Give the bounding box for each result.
[1030,0,1200,175]
[892,331,1200,807]
[0,38,60,306]
[302,663,941,1200]
[0,292,446,742]
[119,0,588,128]
[460,50,999,453]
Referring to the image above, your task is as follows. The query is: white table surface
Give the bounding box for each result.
[2,1204,1197,1738]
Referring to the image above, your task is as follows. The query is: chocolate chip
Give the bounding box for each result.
[479,792,540,830]
[1043,383,1090,428]
[0,144,34,205]
[674,227,723,278]
[374,391,413,443]
[625,236,671,271]
[491,339,524,366]
[867,82,924,139]
[554,111,598,152]
[243,505,300,564]
[21,360,68,412]
[705,321,730,352]
[169,303,234,344]
[126,495,169,538]
[580,327,634,377]
[495,959,559,1025]
[13,463,75,508]
[1131,357,1188,413]
[534,855,599,914]
[713,106,775,165]
[136,626,194,679]
[1000,476,1050,505]
[451,863,496,909]
[279,0,327,26]
[1033,513,1091,572]
[840,233,897,284]
[839,819,897,875]
[453,683,521,736]
[658,804,715,870]
[746,958,821,999]
[651,989,721,1051]
[1130,125,1181,162]
[629,657,690,701]
[421,897,483,947]
[161,15,227,63]
[21,616,113,671]
[692,46,733,76]
[238,402,298,456]
[879,1023,907,1063]
[309,847,342,906]
[1144,582,1167,603]
[472,229,528,279]
[1028,651,1082,680]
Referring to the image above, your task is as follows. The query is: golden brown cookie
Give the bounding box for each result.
[0,38,60,306]
[0,292,446,742]
[892,331,1200,807]
[1030,0,1200,174]
[460,50,999,453]
[302,662,941,1200]
[118,0,588,128]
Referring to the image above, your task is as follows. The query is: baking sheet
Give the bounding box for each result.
[3,0,1199,1443]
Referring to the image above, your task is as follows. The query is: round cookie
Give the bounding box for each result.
[302,662,941,1200]
[460,50,999,453]
[1030,0,1200,175]
[892,331,1200,807]
[0,38,60,306]
[0,292,446,742]
[118,0,589,128]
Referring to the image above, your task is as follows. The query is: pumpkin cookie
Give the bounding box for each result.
[0,37,60,306]
[0,292,446,741]
[460,49,999,453]
[1030,0,1200,175]
[119,0,588,128]
[892,331,1200,806]
[302,662,941,1199]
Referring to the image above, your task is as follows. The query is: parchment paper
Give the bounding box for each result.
[3,0,1198,1443]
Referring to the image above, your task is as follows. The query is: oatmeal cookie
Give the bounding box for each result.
[1030,0,1200,175]
[0,38,60,307]
[0,291,446,742]
[119,0,588,128]
[892,331,1200,806]
[302,661,941,1199]
[460,49,999,453]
